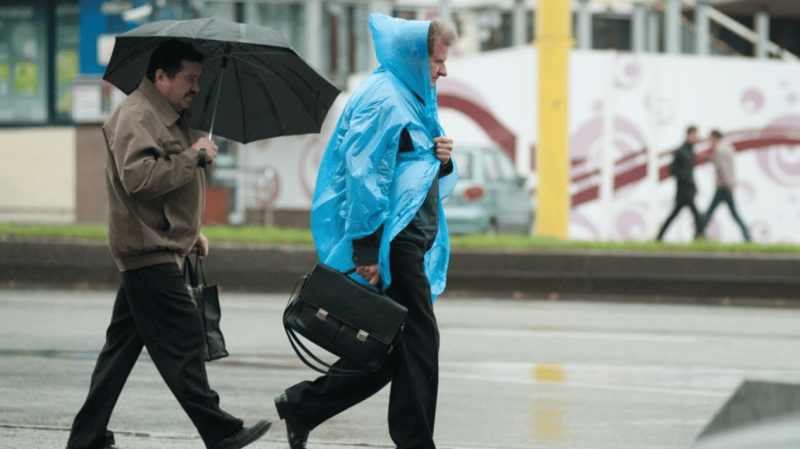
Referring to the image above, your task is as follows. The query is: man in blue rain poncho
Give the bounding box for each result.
[274,13,458,449]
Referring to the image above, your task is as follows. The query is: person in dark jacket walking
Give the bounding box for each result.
[65,39,270,449]
[273,14,458,449]
[656,126,702,241]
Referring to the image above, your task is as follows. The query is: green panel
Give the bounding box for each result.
[0,1,48,123]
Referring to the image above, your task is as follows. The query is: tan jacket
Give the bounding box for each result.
[103,76,205,271]
[711,142,736,191]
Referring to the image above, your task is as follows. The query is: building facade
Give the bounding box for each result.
[1,0,797,228]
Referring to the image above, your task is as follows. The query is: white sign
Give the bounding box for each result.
[72,84,102,123]
[97,34,117,67]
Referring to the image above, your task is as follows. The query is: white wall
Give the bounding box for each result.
[567,52,800,244]
[434,48,800,244]
[0,128,76,223]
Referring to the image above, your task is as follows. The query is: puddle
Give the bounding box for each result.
[441,361,800,397]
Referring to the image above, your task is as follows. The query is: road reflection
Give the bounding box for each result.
[439,360,800,396]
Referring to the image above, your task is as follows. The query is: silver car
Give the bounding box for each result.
[443,145,533,235]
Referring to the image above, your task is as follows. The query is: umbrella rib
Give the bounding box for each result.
[226,53,282,75]
[274,65,322,125]
[231,55,249,142]
[253,66,288,138]
[223,54,306,128]
[231,53,321,108]
[207,52,229,140]
[262,60,326,127]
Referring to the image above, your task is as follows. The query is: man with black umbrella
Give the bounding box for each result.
[65,39,270,449]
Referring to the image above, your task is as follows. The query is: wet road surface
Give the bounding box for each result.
[1,289,799,448]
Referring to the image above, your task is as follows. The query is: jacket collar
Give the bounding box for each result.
[138,76,187,128]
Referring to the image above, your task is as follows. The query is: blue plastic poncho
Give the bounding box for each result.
[310,13,458,300]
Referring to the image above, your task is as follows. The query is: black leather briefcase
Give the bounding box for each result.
[283,263,407,374]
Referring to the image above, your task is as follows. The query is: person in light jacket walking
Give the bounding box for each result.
[696,130,751,241]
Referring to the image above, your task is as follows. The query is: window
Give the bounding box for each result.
[253,3,306,56]
[0,1,48,123]
[0,0,78,125]
[493,149,518,181]
[454,152,473,180]
[324,3,370,86]
[482,150,500,182]
[591,15,632,51]
[55,2,80,123]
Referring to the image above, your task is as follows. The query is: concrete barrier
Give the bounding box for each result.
[446,248,800,302]
[0,238,318,292]
[2,238,800,305]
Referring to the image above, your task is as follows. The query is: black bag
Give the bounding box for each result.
[185,256,229,361]
[283,263,407,374]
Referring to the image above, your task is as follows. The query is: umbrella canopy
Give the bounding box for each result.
[103,18,340,144]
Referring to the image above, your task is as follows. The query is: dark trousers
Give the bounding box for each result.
[698,187,751,241]
[67,263,242,449]
[656,190,702,241]
[284,239,440,449]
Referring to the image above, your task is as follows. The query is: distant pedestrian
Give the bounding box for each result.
[696,130,751,241]
[656,126,702,241]
[65,39,270,449]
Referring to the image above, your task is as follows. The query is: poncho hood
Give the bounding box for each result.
[370,13,434,107]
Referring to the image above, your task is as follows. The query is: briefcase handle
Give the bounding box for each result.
[342,266,386,295]
[284,327,374,376]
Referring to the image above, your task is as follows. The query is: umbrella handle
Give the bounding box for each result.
[207,52,230,141]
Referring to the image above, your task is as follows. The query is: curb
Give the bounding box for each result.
[2,239,800,303]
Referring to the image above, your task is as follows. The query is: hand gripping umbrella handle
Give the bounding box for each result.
[207,47,231,141]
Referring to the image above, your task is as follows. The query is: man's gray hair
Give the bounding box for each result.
[427,18,458,55]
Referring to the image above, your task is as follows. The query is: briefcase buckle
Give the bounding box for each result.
[357,330,369,342]
[316,309,328,321]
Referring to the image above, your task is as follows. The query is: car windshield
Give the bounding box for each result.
[453,152,473,180]
[493,149,518,180]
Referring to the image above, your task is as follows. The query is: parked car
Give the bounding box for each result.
[443,145,534,235]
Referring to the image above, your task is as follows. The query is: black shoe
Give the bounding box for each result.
[275,393,310,449]
[211,420,272,449]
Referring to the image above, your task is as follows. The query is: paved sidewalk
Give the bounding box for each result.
[0,425,395,449]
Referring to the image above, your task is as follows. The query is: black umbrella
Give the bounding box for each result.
[103,17,340,144]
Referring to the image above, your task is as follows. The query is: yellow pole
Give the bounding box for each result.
[535,0,571,239]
